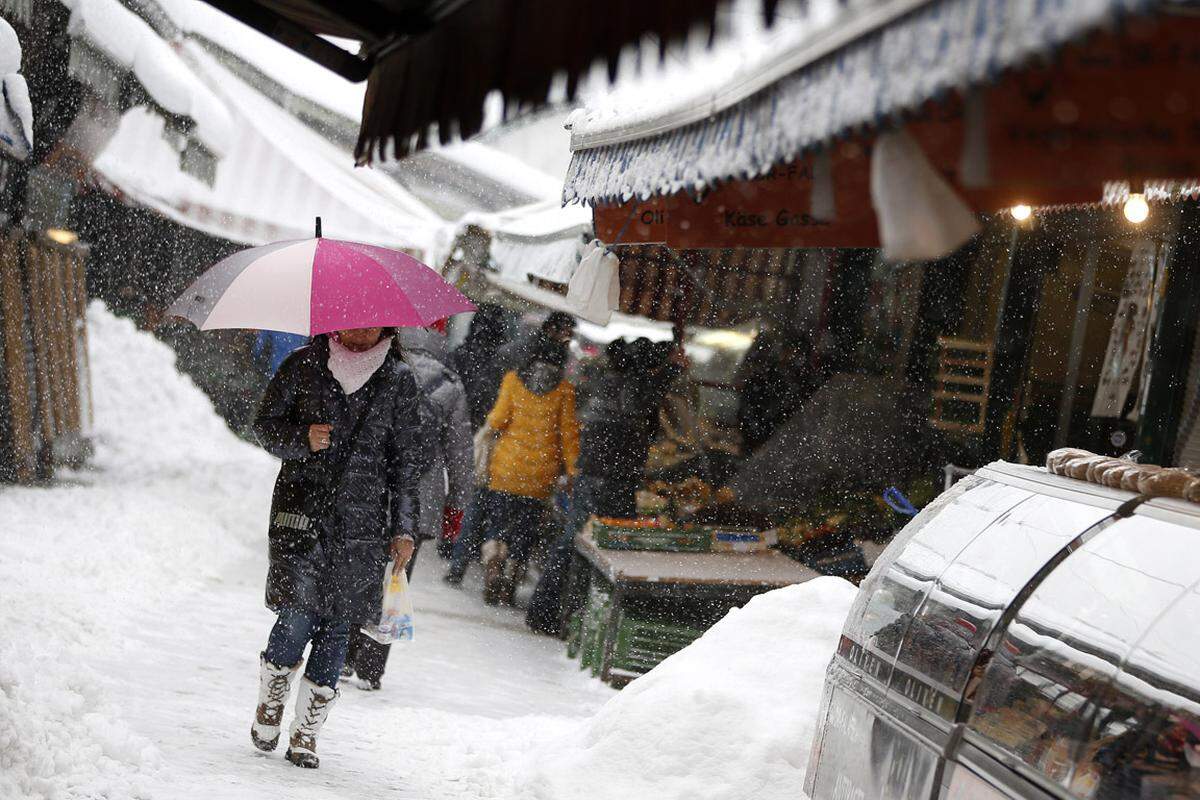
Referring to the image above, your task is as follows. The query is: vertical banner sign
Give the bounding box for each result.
[1092,241,1159,418]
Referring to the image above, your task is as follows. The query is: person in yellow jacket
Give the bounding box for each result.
[476,339,579,604]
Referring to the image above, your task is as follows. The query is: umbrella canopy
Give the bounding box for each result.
[168,236,475,336]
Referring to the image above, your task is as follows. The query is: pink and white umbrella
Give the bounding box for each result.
[168,231,475,335]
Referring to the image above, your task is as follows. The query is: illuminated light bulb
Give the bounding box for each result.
[45,228,78,245]
[1010,204,1032,222]
[1124,193,1149,224]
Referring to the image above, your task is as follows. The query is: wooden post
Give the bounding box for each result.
[22,238,57,449]
[0,233,35,481]
[72,249,93,432]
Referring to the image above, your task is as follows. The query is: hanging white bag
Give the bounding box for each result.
[870,127,981,263]
[363,563,415,644]
[567,241,620,325]
[473,424,496,482]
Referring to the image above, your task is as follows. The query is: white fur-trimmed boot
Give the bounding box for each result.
[285,677,339,768]
[251,655,301,752]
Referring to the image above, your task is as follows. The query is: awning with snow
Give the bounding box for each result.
[63,0,233,185]
[197,0,746,163]
[488,202,592,287]
[91,40,440,254]
[564,0,1164,207]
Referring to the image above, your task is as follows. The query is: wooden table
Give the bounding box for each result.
[571,529,820,683]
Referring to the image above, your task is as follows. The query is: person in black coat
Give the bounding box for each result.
[450,303,510,429]
[525,338,681,635]
[248,327,424,769]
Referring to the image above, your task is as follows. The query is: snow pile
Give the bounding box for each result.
[0,303,275,799]
[409,576,855,799]
[515,577,856,800]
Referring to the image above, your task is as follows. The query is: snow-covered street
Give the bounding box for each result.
[1,305,854,800]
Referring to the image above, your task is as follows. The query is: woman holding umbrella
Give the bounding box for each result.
[250,325,423,768]
[168,225,474,769]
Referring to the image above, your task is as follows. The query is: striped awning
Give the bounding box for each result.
[565,0,1159,206]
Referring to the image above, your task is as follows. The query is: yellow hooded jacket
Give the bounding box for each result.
[486,371,580,499]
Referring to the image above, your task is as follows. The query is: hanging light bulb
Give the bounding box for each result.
[1124,193,1149,224]
[1010,204,1032,222]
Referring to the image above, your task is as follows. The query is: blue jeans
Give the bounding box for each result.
[526,475,636,633]
[447,487,487,581]
[264,608,352,688]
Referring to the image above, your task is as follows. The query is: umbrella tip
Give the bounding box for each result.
[315,216,322,238]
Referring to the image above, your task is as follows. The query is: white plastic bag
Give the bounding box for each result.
[566,241,620,325]
[473,424,496,483]
[363,563,415,644]
[870,127,981,263]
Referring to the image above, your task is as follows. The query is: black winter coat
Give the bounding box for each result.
[576,366,676,484]
[254,337,423,624]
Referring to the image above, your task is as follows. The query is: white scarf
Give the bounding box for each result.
[327,336,391,395]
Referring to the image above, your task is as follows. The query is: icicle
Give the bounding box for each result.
[959,88,990,189]
[810,149,835,222]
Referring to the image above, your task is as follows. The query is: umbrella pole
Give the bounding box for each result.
[315,217,322,238]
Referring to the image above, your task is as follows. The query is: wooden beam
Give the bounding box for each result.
[0,234,35,482]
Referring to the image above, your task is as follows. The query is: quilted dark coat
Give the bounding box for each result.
[254,336,424,624]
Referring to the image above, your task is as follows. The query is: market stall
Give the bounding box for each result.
[569,521,817,686]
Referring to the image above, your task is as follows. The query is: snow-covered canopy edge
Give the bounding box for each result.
[62,0,233,158]
[563,0,1157,206]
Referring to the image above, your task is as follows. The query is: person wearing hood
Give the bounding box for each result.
[471,338,580,604]
[249,327,423,769]
[451,303,511,429]
[343,320,473,690]
[444,312,577,585]
[526,338,682,635]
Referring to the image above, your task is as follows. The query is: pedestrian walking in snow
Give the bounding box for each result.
[526,338,682,634]
[450,303,511,430]
[344,321,473,690]
[452,337,579,604]
[445,311,578,584]
[250,327,424,769]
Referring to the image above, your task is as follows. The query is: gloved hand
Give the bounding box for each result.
[441,506,464,542]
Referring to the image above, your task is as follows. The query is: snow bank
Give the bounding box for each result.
[517,577,856,800]
[0,303,275,799]
[410,576,856,799]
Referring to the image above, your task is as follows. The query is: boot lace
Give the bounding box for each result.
[257,673,291,727]
[292,691,334,752]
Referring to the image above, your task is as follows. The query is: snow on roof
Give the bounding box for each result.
[433,141,563,203]
[64,0,233,156]
[566,0,812,147]
[491,200,591,241]
[93,44,440,253]
[166,0,366,123]
[564,0,1146,204]
[0,14,22,73]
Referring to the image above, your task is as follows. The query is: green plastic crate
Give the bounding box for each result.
[578,584,612,674]
[611,614,705,675]
[592,519,711,553]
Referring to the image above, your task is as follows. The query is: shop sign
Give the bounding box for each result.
[593,198,667,244]
[914,15,1200,212]
[664,148,880,249]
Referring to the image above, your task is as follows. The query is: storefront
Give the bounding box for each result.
[524,0,1200,684]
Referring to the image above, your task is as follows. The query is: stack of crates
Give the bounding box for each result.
[568,581,705,685]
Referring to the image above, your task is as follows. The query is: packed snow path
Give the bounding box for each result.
[0,306,609,799]
[1,305,854,800]
[90,549,611,798]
